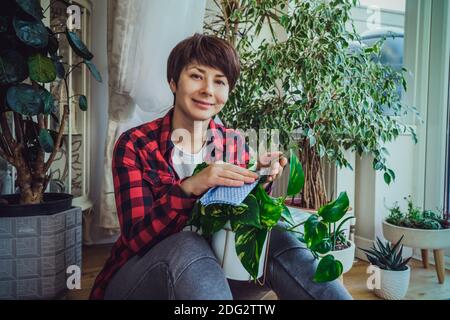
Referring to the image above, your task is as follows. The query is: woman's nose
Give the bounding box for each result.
[201,79,214,95]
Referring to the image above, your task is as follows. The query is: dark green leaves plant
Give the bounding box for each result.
[188,150,353,283]
[0,0,102,205]
[360,235,411,271]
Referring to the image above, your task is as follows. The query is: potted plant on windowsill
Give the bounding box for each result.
[188,150,352,283]
[0,0,102,299]
[382,196,450,284]
[360,236,411,300]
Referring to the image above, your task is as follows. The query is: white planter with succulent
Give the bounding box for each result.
[382,196,450,283]
[361,236,411,300]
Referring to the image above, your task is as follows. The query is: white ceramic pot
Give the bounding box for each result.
[373,265,410,300]
[382,221,450,249]
[327,240,356,274]
[211,222,268,281]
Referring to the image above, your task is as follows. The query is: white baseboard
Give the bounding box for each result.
[354,235,374,262]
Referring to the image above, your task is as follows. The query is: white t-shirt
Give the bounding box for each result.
[171,143,206,180]
[172,144,206,233]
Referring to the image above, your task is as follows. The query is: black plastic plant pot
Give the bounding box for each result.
[0,193,74,217]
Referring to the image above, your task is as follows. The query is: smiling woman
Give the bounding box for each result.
[90,33,352,301]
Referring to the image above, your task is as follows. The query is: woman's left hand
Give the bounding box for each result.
[256,151,288,184]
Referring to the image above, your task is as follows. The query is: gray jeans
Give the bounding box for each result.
[104,226,353,300]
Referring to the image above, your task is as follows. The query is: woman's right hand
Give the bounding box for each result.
[180,163,259,197]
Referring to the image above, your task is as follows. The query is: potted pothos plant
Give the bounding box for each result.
[187,150,351,283]
[0,0,101,299]
[382,196,450,284]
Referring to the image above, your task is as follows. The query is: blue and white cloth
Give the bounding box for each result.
[199,181,259,207]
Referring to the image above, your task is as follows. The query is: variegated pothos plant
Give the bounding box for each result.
[188,150,351,283]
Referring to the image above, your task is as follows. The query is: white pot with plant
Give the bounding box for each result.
[360,236,411,300]
[327,221,356,274]
[382,196,450,283]
[188,151,352,284]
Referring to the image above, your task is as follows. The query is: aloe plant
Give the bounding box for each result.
[188,149,351,282]
[360,236,411,271]
[0,0,102,204]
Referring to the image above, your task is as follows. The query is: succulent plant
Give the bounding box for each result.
[386,196,449,230]
[360,236,411,271]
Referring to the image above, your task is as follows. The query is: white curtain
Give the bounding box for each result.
[97,0,206,233]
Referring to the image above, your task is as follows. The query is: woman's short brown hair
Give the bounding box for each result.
[167,33,241,91]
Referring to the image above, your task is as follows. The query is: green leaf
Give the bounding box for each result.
[199,215,228,237]
[304,214,328,249]
[84,59,102,82]
[28,53,57,83]
[384,172,391,185]
[231,194,262,229]
[38,86,54,115]
[314,255,343,282]
[0,50,28,85]
[79,95,87,111]
[234,225,268,280]
[66,30,93,60]
[286,149,305,196]
[13,16,48,48]
[318,192,349,223]
[192,162,208,176]
[6,84,43,116]
[280,204,295,225]
[15,0,44,21]
[387,169,395,181]
[311,239,332,254]
[38,128,54,153]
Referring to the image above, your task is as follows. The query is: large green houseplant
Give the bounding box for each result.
[0,0,101,299]
[188,150,351,282]
[0,0,102,206]
[204,0,418,209]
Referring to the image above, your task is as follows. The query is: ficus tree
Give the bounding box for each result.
[204,0,418,209]
[0,0,102,204]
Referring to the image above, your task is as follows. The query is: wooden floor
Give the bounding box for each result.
[65,244,450,300]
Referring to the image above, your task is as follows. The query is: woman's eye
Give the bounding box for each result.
[216,80,226,86]
[191,74,202,80]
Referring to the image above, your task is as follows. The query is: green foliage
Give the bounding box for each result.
[188,150,353,283]
[28,53,57,83]
[360,236,411,271]
[386,196,449,230]
[0,0,102,202]
[204,0,417,185]
[79,95,88,111]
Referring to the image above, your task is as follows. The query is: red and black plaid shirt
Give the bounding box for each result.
[90,108,250,299]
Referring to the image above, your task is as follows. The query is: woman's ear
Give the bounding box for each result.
[169,79,177,93]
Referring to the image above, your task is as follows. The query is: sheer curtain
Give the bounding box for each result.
[98,0,206,233]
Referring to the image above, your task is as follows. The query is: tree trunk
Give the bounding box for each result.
[13,145,44,205]
[296,138,328,210]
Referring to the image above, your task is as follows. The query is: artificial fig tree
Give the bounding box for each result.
[205,0,418,209]
[0,0,102,204]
